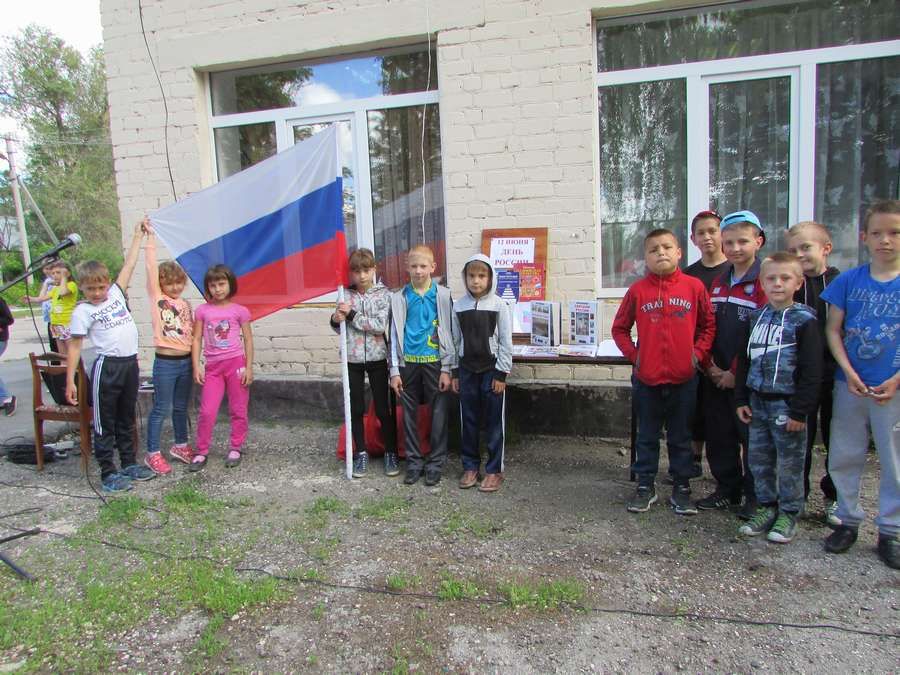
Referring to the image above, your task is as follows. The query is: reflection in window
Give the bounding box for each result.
[213,123,277,179]
[709,77,791,251]
[815,56,900,269]
[210,46,436,115]
[293,121,357,251]
[368,104,445,289]
[598,80,687,288]
[597,0,899,72]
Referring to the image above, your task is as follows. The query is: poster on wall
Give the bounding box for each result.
[481,228,548,334]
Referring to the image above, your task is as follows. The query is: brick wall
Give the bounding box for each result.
[99,0,667,383]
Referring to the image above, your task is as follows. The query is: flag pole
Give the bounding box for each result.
[338,285,353,480]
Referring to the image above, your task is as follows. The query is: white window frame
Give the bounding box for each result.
[594,39,900,298]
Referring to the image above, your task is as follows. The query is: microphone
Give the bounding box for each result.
[35,234,82,263]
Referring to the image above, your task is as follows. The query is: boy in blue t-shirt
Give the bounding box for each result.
[389,245,455,486]
[821,200,900,570]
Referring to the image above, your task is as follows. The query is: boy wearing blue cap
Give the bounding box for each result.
[697,210,767,518]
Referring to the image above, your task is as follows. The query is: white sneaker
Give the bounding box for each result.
[824,500,842,527]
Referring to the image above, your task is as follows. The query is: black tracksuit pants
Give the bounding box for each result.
[702,376,755,501]
[348,360,396,454]
[399,361,449,473]
[90,354,139,479]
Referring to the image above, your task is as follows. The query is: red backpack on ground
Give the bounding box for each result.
[336,401,431,459]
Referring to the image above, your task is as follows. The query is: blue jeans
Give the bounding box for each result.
[146,355,192,454]
[632,376,697,486]
[458,365,506,475]
[0,340,9,401]
[747,393,807,514]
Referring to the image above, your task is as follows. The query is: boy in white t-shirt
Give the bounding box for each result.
[66,223,155,492]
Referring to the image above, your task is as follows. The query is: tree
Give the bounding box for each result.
[0,25,120,268]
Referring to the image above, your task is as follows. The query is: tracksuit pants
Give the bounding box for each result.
[458,365,506,475]
[803,378,836,501]
[399,361,449,473]
[348,359,396,454]
[90,354,139,479]
[196,355,249,454]
[703,377,755,501]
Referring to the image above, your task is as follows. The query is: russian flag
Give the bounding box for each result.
[150,126,348,320]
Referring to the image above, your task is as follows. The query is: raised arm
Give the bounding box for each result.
[144,222,161,298]
[116,220,146,291]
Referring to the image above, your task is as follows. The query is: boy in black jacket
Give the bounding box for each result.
[786,221,841,524]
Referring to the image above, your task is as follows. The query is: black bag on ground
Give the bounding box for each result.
[3,443,57,465]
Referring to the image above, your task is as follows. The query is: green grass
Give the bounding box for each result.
[163,481,225,512]
[437,574,481,601]
[386,573,421,591]
[311,602,326,621]
[97,495,145,526]
[441,508,504,538]
[172,563,285,616]
[197,614,227,658]
[354,494,409,521]
[498,578,584,610]
[306,496,350,517]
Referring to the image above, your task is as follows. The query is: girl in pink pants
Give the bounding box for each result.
[191,265,254,470]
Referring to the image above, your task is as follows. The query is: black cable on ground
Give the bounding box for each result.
[3,523,896,641]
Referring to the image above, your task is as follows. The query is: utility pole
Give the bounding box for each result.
[3,136,32,285]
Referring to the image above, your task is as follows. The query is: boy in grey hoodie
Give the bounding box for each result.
[331,248,397,478]
[389,245,455,486]
[451,254,513,493]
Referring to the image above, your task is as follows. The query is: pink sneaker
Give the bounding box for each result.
[145,452,172,475]
[168,444,195,465]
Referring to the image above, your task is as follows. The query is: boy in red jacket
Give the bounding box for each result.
[613,229,716,515]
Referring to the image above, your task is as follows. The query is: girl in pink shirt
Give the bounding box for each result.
[190,264,254,470]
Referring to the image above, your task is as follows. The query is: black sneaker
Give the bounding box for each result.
[352,451,369,478]
[403,469,421,485]
[383,452,400,477]
[3,396,16,416]
[424,470,441,486]
[670,484,698,516]
[824,525,858,554]
[876,534,900,570]
[696,488,740,511]
[627,485,657,513]
[738,497,759,521]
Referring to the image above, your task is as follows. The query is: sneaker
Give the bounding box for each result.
[767,512,797,543]
[145,452,172,475]
[122,464,156,482]
[738,506,777,537]
[352,451,369,478]
[478,473,503,493]
[424,469,442,487]
[403,469,421,485]
[459,470,479,489]
[669,484,698,515]
[876,534,900,570]
[627,485,657,513]
[738,497,759,521]
[383,452,400,477]
[101,472,133,494]
[824,500,842,528]
[3,396,16,416]
[696,488,740,511]
[824,525,858,553]
[169,444,195,465]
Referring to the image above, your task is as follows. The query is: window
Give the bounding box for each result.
[596,0,900,293]
[208,45,444,290]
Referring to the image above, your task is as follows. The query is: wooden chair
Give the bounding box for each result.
[29,352,92,473]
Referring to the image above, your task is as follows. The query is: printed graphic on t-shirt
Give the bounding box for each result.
[158,299,186,339]
[427,319,440,350]
[639,296,694,323]
[208,319,232,349]
[843,287,900,367]
[87,297,132,330]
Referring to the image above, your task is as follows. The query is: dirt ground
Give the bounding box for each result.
[1,418,898,673]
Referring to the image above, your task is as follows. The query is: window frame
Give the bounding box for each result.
[203,61,442,297]
[594,38,900,297]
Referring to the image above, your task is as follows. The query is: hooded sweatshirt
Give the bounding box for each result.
[612,267,715,386]
[734,302,823,422]
[329,282,391,364]
[793,266,840,380]
[451,254,513,381]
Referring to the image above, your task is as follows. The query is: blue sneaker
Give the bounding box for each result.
[352,451,369,478]
[102,472,133,494]
[122,464,156,482]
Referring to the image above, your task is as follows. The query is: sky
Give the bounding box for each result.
[1,0,103,138]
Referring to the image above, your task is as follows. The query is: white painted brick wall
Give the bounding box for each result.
[99,0,668,383]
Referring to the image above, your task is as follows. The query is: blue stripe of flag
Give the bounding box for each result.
[176,178,343,286]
